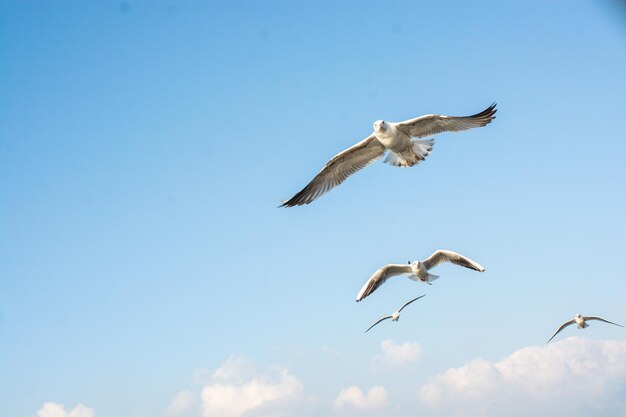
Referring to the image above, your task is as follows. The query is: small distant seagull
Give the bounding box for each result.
[365,294,426,333]
[546,314,623,343]
[356,250,485,302]
[280,103,497,207]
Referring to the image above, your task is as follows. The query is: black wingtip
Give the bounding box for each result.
[278,198,302,208]
[466,102,498,124]
[486,102,497,114]
[489,102,498,116]
[278,191,311,208]
[278,197,295,208]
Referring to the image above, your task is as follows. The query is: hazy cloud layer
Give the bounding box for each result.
[35,402,95,417]
[419,337,626,417]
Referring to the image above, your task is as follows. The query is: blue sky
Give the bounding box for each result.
[2,1,626,417]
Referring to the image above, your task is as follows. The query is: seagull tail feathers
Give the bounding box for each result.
[383,139,434,167]
[412,139,435,160]
[426,273,439,283]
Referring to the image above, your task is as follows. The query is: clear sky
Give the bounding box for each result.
[2,1,626,417]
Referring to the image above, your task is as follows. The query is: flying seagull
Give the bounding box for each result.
[546,314,623,343]
[356,250,485,302]
[280,103,497,207]
[365,294,426,333]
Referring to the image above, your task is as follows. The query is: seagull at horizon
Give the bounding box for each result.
[546,314,623,343]
[365,294,426,333]
[356,250,485,302]
[280,103,497,207]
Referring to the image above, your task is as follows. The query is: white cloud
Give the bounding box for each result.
[418,337,626,417]
[199,356,303,417]
[333,386,388,412]
[211,356,255,382]
[164,390,196,416]
[35,402,94,417]
[243,392,319,417]
[377,340,422,367]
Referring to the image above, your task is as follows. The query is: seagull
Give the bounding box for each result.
[546,314,623,343]
[280,103,497,207]
[365,294,426,333]
[356,250,485,302]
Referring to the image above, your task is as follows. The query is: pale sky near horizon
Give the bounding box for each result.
[2,1,626,417]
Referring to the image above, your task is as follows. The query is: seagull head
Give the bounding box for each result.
[576,314,582,318]
[373,120,386,132]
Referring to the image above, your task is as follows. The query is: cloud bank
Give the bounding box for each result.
[164,356,304,417]
[334,385,388,412]
[35,402,94,417]
[419,337,626,417]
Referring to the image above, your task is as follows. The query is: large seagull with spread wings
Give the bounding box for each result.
[356,249,485,302]
[280,103,497,207]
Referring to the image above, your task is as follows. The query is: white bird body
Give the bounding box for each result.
[356,249,485,302]
[280,103,497,207]
[546,313,623,343]
[409,261,434,283]
[574,314,588,329]
[391,311,400,322]
[373,121,410,151]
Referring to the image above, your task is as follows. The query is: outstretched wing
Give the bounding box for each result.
[356,264,413,302]
[398,294,426,312]
[421,250,485,272]
[546,319,576,344]
[395,103,497,138]
[280,135,385,207]
[584,316,624,327]
[365,315,393,333]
